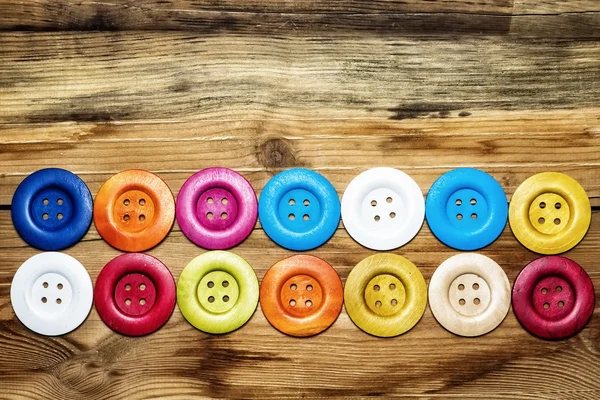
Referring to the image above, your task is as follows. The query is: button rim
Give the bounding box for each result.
[426,168,508,250]
[509,172,591,254]
[341,167,424,251]
[177,251,259,334]
[94,169,175,252]
[94,253,176,336]
[11,168,93,251]
[176,167,257,250]
[344,253,427,337]
[428,253,511,337]
[260,255,343,337]
[512,256,595,340]
[10,252,93,336]
[259,168,340,251]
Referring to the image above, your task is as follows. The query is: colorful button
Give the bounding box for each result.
[260,255,343,337]
[259,168,340,251]
[512,256,594,340]
[341,168,424,250]
[426,168,508,250]
[344,254,427,337]
[11,168,92,250]
[428,253,510,337]
[176,168,257,249]
[177,251,259,334]
[509,172,591,254]
[94,253,176,336]
[10,253,93,336]
[94,170,175,252]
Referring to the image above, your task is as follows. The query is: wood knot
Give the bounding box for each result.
[256,138,301,170]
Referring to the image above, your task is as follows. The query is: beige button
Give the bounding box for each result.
[428,253,510,337]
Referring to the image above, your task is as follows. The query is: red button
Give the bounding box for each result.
[260,255,343,337]
[512,256,594,340]
[95,253,176,336]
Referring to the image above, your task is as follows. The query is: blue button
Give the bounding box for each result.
[11,168,93,250]
[259,168,340,250]
[426,168,507,250]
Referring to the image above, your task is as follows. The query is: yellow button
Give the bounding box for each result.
[509,172,591,254]
[344,254,427,337]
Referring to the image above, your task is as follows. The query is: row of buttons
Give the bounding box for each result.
[11,251,594,340]
[11,167,592,255]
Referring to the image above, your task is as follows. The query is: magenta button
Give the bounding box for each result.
[177,168,257,249]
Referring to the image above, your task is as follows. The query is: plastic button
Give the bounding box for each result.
[512,256,594,340]
[341,168,424,250]
[259,168,340,251]
[509,172,591,254]
[344,254,427,337]
[10,253,93,336]
[94,170,175,252]
[176,168,257,249]
[428,253,510,337]
[260,255,343,337]
[426,168,508,250]
[177,251,259,334]
[94,253,176,336]
[11,168,92,250]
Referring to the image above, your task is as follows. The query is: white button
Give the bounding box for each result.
[428,253,510,337]
[341,168,424,250]
[11,253,93,336]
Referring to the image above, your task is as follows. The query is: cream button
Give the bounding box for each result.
[428,253,510,337]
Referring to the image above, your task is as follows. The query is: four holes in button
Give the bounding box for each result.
[372,197,395,222]
[541,285,565,310]
[206,280,230,304]
[41,198,65,222]
[457,280,480,306]
[288,198,311,221]
[40,281,63,305]
[455,198,477,220]
[289,282,315,308]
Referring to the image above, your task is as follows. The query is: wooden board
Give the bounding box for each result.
[0,0,599,398]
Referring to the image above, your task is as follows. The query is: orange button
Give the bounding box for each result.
[94,170,175,252]
[260,255,343,337]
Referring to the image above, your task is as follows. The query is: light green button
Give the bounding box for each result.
[178,251,259,334]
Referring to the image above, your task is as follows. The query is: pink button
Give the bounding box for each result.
[176,168,257,249]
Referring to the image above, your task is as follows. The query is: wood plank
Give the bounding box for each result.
[0,208,599,399]
[0,34,599,125]
[0,1,598,37]
[1,109,599,205]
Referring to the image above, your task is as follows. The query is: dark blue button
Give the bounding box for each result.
[259,168,340,250]
[426,168,507,250]
[11,168,93,250]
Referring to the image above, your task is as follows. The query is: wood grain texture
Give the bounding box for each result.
[0,0,599,37]
[1,1,599,398]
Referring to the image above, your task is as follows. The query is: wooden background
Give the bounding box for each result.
[1,1,599,399]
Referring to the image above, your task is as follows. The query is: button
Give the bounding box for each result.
[426,168,508,250]
[259,168,340,251]
[94,253,176,336]
[344,254,427,337]
[176,168,257,249]
[341,168,424,250]
[10,253,93,336]
[428,253,510,337]
[512,256,594,340]
[177,251,259,334]
[509,172,591,254]
[11,168,93,250]
[260,255,343,337]
[94,169,175,252]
